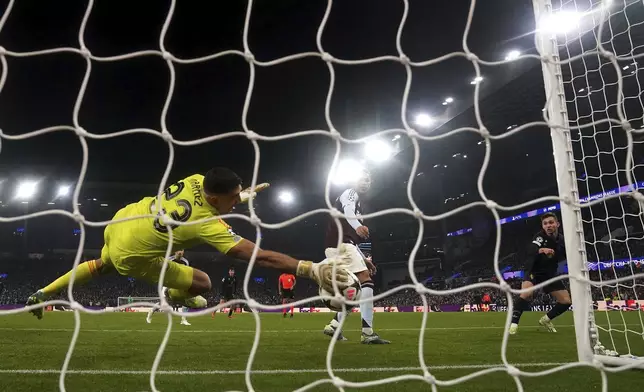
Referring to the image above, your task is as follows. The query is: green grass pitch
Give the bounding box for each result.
[1,311,643,391]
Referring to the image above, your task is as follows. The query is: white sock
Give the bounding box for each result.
[360,285,374,335]
[329,311,345,329]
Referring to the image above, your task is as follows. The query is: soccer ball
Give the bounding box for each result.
[319,271,362,312]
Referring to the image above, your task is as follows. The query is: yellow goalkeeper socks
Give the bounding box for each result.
[41,260,100,297]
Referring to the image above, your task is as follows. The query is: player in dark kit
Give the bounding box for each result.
[213,267,237,318]
[510,212,571,334]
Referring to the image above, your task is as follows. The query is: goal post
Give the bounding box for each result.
[533,0,644,368]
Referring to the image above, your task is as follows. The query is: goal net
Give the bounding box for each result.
[535,0,644,367]
[1,0,644,390]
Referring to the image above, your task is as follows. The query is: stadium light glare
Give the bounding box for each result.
[539,11,583,34]
[278,190,295,205]
[57,185,71,197]
[392,134,401,141]
[505,50,520,61]
[331,159,366,185]
[470,76,483,85]
[15,181,38,200]
[364,139,392,163]
[414,113,434,127]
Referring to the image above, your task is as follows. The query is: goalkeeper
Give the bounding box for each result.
[26,168,352,318]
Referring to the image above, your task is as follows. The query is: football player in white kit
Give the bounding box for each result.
[323,170,390,344]
[146,250,192,326]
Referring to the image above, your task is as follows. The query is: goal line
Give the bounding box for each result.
[0,362,572,375]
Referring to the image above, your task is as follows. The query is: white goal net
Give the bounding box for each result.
[0,0,643,391]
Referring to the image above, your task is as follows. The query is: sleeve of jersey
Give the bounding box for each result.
[339,190,362,230]
[200,219,242,254]
[524,235,542,273]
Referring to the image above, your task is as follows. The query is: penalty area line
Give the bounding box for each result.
[0,362,568,375]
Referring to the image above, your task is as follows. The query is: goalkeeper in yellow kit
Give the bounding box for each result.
[26,167,352,318]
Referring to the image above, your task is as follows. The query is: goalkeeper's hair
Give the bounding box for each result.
[204,167,243,195]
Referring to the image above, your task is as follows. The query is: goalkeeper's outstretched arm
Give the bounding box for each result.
[226,239,350,293]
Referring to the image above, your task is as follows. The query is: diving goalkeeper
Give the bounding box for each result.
[26,168,352,318]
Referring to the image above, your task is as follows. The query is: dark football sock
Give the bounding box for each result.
[546,302,571,321]
[511,297,531,325]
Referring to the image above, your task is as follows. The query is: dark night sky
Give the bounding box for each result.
[0,0,568,242]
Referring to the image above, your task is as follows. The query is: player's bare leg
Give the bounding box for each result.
[539,289,571,332]
[509,281,534,335]
[26,258,112,320]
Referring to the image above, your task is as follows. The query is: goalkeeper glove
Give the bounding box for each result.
[296,245,354,293]
[239,182,270,204]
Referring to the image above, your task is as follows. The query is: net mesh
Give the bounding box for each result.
[0,0,643,391]
[554,0,644,358]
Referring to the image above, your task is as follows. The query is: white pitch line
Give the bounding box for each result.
[0,324,639,334]
[0,362,568,375]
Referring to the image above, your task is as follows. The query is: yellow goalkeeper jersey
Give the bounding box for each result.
[106,174,242,258]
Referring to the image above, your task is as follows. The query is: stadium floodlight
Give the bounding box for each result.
[57,185,71,197]
[277,190,295,205]
[331,158,366,185]
[470,76,483,85]
[414,113,434,127]
[15,181,37,200]
[392,134,401,141]
[505,50,520,61]
[364,139,392,163]
[539,11,583,34]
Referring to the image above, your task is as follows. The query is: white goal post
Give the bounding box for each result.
[534,0,644,368]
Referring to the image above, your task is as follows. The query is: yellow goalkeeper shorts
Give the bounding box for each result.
[99,203,194,291]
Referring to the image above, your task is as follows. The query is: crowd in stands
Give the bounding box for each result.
[2,205,643,310]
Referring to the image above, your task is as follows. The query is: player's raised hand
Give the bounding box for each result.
[240,182,270,204]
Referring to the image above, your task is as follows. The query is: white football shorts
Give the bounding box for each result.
[324,243,367,274]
